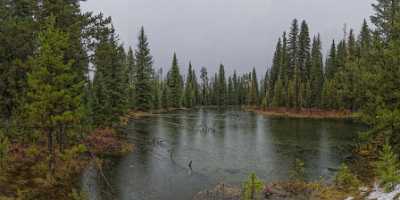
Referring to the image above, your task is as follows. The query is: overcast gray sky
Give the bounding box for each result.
[81,0,375,75]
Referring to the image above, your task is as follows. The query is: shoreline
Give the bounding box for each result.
[0,128,133,199]
[246,107,354,119]
[125,107,190,119]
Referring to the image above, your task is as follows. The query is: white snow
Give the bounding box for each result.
[367,183,400,200]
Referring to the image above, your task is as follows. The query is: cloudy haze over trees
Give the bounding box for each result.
[81,0,374,74]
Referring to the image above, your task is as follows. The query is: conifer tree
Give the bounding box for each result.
[358,19,372,57]
[26,18,84,172]
[200,67,209,105]
[281,32,289,85]
[310,35,324,107]
[261,70,270,109]
[0,0,37,121]
[288,19,299,80]
[326,40,338,80]
[161,81,169,109]
[127,47,136,109]
[192,69,200,106]
[297,20,311,81]
[134,27,154,111]
[39,0,90,84]
[92,31,129,126]
[184,62,195,108]
[167,53,183,108]
[370,0,400,41]
[227,77,234,105]
[152,68,162,110]
[347,29,358,60]
[232,71,240,105]
[336,40,348,71]
[250,68,259,106]
[269,39,283,101]
[217,64,227,106]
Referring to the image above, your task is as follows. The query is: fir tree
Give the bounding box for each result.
[288,19,299,80]
[0,0,37,121]
[26,18,84,173]
[297,20,311,81]
[371,0,400,41]
[200,67,209,105]
[134,27,154,111]
[92,29,129,126]
[127,47,136,109]
[309,35,324,107]
[167,53,183,108]
[227,77,234,105]
[217,64,227,106]
[325,40,338,80]
[269,38,283,101]
[161,81,169,109]
[184,62,195,108]
[152,68,162,110]
[358,19,372,57]
[232,71,240,105]
[375,144,400,192]
[250,68,259,106]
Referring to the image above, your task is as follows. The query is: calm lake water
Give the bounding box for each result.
[82,108,365,200]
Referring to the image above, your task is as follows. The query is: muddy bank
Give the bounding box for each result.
[246,107,354,119]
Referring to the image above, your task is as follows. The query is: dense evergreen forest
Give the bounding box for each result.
[0,0,400,199]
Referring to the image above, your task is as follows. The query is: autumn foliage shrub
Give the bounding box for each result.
[84,128,132,156]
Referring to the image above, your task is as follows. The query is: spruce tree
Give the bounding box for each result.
[127,47,136,109]
[288,19,299,80]
[167,53,183,108]
[370,0,400,41]
[232,71,240,105]
[92,31,129,126]
[217,64,227,107]
[336,40,348,71]
[326,40,338,80]
[152,68,162,110]
[261,70,270,108]
[161,81,169,109]
[200,67,209,105]
[134,27,154,111]
[184,62,195,108]
[227,77,234,105]
[297,20,311,81]
[358,19,372,57]
[269,38,283,101]
[309,35,324,107]
[39,0,90,84]
[0,0,37,121]
[347,29,358,60]
[250,68,259,106]
[192,69,200,106]
[272,77,286,107]
[26,18,84,172]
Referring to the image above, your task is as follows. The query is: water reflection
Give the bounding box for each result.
[84,108,364,200]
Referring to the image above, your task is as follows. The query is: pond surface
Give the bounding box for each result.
[83,108,365,200]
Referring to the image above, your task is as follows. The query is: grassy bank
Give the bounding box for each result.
[246,107,354,119]
[0,128,132,200]
[124,107,190,120]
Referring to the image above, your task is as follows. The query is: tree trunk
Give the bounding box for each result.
[59,125,65,153]
[48,129,55,175]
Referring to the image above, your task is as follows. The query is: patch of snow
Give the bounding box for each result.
[344,197,354,200]
[360,186,369,193]
[367,183,400,200]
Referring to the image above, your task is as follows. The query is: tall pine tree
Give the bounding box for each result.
[134,27,154,111]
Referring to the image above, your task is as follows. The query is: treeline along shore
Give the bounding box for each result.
[1,0,400,199]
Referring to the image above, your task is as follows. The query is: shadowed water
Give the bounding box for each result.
[82,108,365,200]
